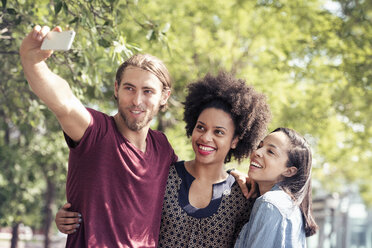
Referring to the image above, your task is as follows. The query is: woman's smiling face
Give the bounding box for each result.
[248,131,293,187]
[191,107,238,166]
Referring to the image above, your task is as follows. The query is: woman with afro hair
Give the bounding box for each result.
[158,71,271,247]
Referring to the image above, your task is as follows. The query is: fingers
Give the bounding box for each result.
[55,215,82,234]
[246,178,259,199]
[62,202,72,210]
[32,25,41,39]
[55,203,82,234]
[31,25,62,42]
[245,183,255,199]
[56,218,82,234]
[32,25,51,42]
[59,222,79,231]
[52,26,62,32]
[238,179,250,199]
[60,211,81,218]
[56,211,76,219]
[59,216,82,225]
[230,170,251,199]
[57,203,81,218]
[20,24,56,62]
[58,223,81,234]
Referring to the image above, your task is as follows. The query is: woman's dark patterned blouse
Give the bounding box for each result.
[158,161,254,248]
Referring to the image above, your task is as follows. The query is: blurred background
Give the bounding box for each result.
[0,0,371,247]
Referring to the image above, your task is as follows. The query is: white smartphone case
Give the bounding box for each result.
[41,30,76,51]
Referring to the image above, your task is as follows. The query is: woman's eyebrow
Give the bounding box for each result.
[197,121,228,130]
[268,144,278,149]
[215,126,227,131]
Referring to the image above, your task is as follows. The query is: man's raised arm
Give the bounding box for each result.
[20,25,90,142]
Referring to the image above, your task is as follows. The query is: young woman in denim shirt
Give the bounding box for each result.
[234,128,318,248]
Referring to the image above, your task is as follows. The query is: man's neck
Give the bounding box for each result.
[113,114,149,153]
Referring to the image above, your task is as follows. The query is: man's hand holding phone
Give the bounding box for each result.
[20,25,75,66]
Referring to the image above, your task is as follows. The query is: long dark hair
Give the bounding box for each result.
[273,127,318,237]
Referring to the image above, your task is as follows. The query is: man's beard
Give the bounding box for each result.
[119,107,156,131]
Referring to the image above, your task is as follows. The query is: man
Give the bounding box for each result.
[20,25,177,247]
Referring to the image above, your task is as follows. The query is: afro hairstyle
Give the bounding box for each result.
[183,71,271,163]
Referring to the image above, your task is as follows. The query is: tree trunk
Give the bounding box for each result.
[43,168,56,248]
[10,222,20,248]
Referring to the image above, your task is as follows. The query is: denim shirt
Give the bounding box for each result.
[234,185,306,248]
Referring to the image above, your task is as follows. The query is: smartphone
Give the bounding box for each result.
[41,30,76,51]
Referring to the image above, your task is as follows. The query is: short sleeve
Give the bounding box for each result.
[63,108,110,153]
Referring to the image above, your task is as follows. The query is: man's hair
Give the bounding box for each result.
[183,71,271,163]
[115,54,172,110]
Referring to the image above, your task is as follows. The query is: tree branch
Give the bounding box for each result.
[0,51,18,54]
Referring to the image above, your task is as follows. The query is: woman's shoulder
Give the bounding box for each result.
[256,186,298,217]
[169,161,184,174]
[169,161,192,182]
[260,186,291,203]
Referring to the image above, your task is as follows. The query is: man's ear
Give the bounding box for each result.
[231,136,239,149]
[282,167,298,178]
[161,89,171,105]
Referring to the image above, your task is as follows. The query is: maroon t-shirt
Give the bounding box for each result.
[64,108,177,248]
